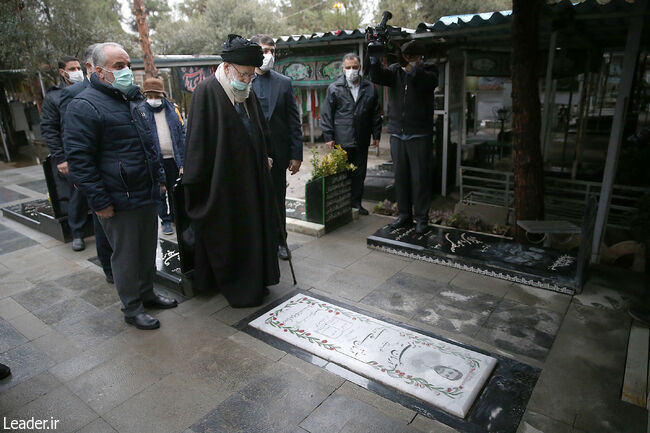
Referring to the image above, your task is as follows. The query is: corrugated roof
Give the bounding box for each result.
[275,27,415,46]
[415,0,639,34]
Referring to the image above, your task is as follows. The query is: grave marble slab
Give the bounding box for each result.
[368,224,579,294]
[249,294,497,418]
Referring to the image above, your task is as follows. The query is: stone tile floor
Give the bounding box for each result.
[0,164,648,432]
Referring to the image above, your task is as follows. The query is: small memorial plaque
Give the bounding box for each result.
[305,172,352,232]
[250,294,497,418]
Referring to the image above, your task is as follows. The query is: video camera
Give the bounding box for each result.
[365,11,393,57]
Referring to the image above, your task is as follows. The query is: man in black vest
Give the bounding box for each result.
[250,34,303,260]
[368,40,438,234]
[321,53,381,215]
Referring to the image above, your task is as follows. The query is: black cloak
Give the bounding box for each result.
[183,75,280,308]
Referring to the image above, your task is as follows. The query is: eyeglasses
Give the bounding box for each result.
[231,64,257,80]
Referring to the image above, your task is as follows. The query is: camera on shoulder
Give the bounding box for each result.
[365,11,393,57]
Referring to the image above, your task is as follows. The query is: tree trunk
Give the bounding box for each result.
[511,0,545,241]
[133,0,157,79]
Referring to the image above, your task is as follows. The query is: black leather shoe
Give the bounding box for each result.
[415,221,429,234]
[105,272,114,284]
[357,206,369,216]
[389,216,413,230]
[278,245,289,261]
[72,238,85,251]
[0,363,11,380]
[125,313,160,330]
[143,294,178,309]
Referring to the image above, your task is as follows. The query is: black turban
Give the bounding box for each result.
[220,34,263,67]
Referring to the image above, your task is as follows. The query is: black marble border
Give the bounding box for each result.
[235,290,540,433]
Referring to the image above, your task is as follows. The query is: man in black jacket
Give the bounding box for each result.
[59,44,114,284]
[64,42,177,330]
[321,53,381,215]
[40,55,88,251]
[250,34,303,261]
[368,40,438,234]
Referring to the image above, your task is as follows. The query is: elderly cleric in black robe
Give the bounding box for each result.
[183,35,280,308]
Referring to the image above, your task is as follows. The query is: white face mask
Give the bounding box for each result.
[67,70,84,84]
[345,69,359,83]
[147,98,163,108]
[260,53,275,72]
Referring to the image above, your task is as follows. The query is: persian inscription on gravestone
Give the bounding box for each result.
[250,294,497,418]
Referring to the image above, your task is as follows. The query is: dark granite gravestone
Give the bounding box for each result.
[368,224,581,294]
[172,176,194,279]
[155,238,193,296]
[285,198,307,221]
[305,172,352,232]
[363,162,395,202]
[1,157,92,242]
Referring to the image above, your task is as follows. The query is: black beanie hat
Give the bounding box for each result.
[220,34,263,67]
[401,40,426,56]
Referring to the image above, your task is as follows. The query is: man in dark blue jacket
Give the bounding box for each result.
[64,42,177,330]
[40,55,88,251]
[250,34,303,261]
[59,43,114,284]
[141,78,185,236]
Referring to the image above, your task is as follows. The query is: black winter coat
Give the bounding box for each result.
[63,74,165,212]
[40,81,67,164]
[368,60,438,136]
[321,75,382,148]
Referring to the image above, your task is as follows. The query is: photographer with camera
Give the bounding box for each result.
[368,36,438,235]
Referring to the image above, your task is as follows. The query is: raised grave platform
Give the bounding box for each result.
[368,224,582,295]
[2,198,92,242]
[240,290,539,432]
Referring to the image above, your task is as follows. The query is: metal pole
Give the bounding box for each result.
[591,0,646,263]
[541,31,558,162]
[441,61,450,197]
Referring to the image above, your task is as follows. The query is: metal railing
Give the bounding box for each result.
[459,166,649,229]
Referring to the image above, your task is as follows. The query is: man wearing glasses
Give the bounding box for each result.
[183,35,280,308]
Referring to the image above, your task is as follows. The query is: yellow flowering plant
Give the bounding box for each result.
[310,145,356,181]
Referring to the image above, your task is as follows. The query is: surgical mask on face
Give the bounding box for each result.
[105,67,134,93]
[260,53,275,72]
[67,70,84,84]
[344,69,359,83]
[228,70,250,92]
[147,98,163,108]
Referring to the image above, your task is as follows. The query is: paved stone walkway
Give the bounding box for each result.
[0,163,648,432]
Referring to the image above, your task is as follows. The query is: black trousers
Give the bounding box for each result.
[67,177,89,239]
[93,213,113,275]
[344,145,369,209]
[389,135,434,223]
[270,161,287,244]
[157,158,180,224]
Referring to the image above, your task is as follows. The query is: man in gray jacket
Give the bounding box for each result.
[321,53,381,215]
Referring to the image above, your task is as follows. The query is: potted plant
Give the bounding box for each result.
[305,145,356,231]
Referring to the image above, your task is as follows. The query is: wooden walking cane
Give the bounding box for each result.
[272,191,297,285]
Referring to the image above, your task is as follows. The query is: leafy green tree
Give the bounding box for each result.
[0,0,137,79]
